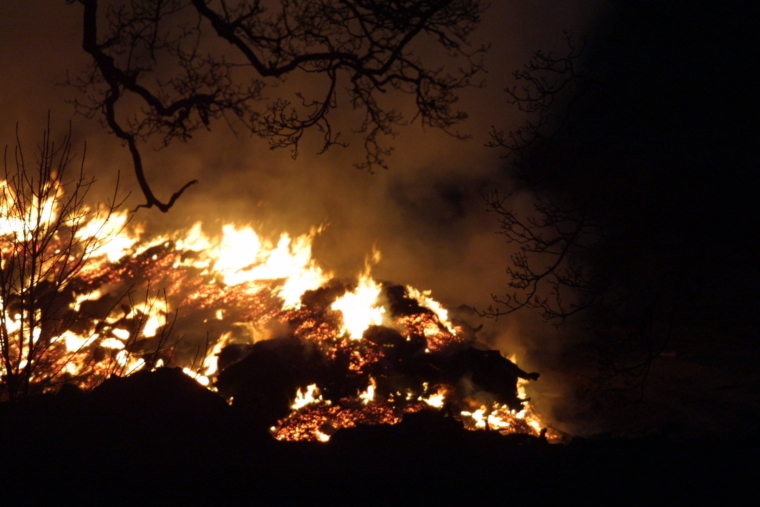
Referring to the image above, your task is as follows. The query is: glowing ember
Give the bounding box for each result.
[272,401,417,442]
[1,177,553,442]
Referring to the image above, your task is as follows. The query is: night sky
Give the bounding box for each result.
[2,1,758,439]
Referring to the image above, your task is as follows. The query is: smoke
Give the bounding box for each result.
[1,1,607,433]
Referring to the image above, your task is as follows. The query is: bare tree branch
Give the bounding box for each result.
[66,0,488,210]
[1,116,128,399]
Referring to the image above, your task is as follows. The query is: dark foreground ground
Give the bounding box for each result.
[1,368,756,506]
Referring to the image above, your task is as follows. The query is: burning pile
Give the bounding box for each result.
[1,177,549,441]
[215,280,545,441]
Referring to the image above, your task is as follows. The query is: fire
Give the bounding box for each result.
[1,177,554,442]
[331,273,386,338]
[292,384,324,410]
[405,286,457,335]
[169,224,329,308]
[74,207,134,263]
[420,385,447,408]
[0,179,61,237]
[359,378,377,404]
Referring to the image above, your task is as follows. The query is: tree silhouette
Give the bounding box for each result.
[0,118,125,399]
[486,2,760,393]
[66,0,487,211]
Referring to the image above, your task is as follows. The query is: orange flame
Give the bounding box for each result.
[1,179,554,441]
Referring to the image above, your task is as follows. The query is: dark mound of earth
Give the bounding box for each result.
[0,369,755,505]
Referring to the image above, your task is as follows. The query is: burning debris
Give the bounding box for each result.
[2,172,549,441]
[211,278,546,441]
